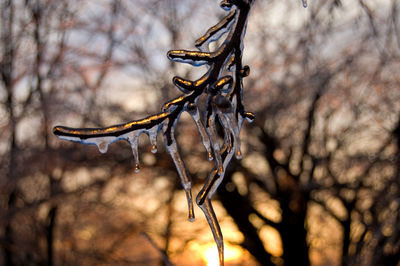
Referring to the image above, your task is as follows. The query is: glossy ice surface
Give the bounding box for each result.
[54,0,304,265]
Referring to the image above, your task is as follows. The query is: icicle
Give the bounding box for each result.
[238,114,245,130]
[206,112,224,174]
[217,110,242,159]
[164,138,195,221]
[196,138,237,266]
[97,141,108,153]
[196,166,233,266]
[91,136,115,154]
[198,198,224,266]
[218,113,233,153]
[127,131,141,173]
[147,125,159,154]
[187,103,213,161]
[215,107,233,153]
[214,95,242,159]
[57,134,117,155]
[224,111,242,159]
[223,124,233,153]
[302,0,308,8]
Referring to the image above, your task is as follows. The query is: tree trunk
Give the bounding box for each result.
[219,167,275,266]
[279,196,310,266]
[46,206,58,266]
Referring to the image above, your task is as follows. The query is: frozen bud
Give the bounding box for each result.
[244,111,255,122]
[240,65,250,77]
[187,102,197,112]
[220,0,233,10]
[214,94,232,112]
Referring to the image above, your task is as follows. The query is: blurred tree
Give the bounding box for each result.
[0,0,210,265]
[216,0,400,265]
[1,0,400,266]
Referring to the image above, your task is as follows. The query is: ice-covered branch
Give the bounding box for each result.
[54,1,256,265]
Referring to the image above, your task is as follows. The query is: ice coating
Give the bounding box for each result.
[167,50,212,67]
[187,104,213,161]
[196,143,235,266]
[222,111,242,159]
[206,112,224,174]
[127,131,141,173]
[56,134,116,154]
[218,111,242,159]
[195,10,236,52]
[53,1,258,265]
[238,113,244,128]
[98,141,108,153]
[173,76,195,94]
[198,197,224,265]
[147,125,159,153]
[164,137,195,221]
[221,122,233,153]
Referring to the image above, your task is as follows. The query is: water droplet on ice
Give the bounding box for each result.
[151,144,157,154]
[98,141,109,154]
[148,126,159,154]
[134,163,140,173]
[246,116,254,123]
[236,150,242,160]
[128,132,141,173]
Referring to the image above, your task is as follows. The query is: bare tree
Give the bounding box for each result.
[216,0,400,265]
[2,0,399,265]
[54,1,257,265]
[1,0,228,265]
[0,0,200,264]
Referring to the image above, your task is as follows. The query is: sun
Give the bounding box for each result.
[204,245,219,266]
[202,243,242,266]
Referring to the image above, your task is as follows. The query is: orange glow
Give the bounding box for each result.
[202,243,242,266]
